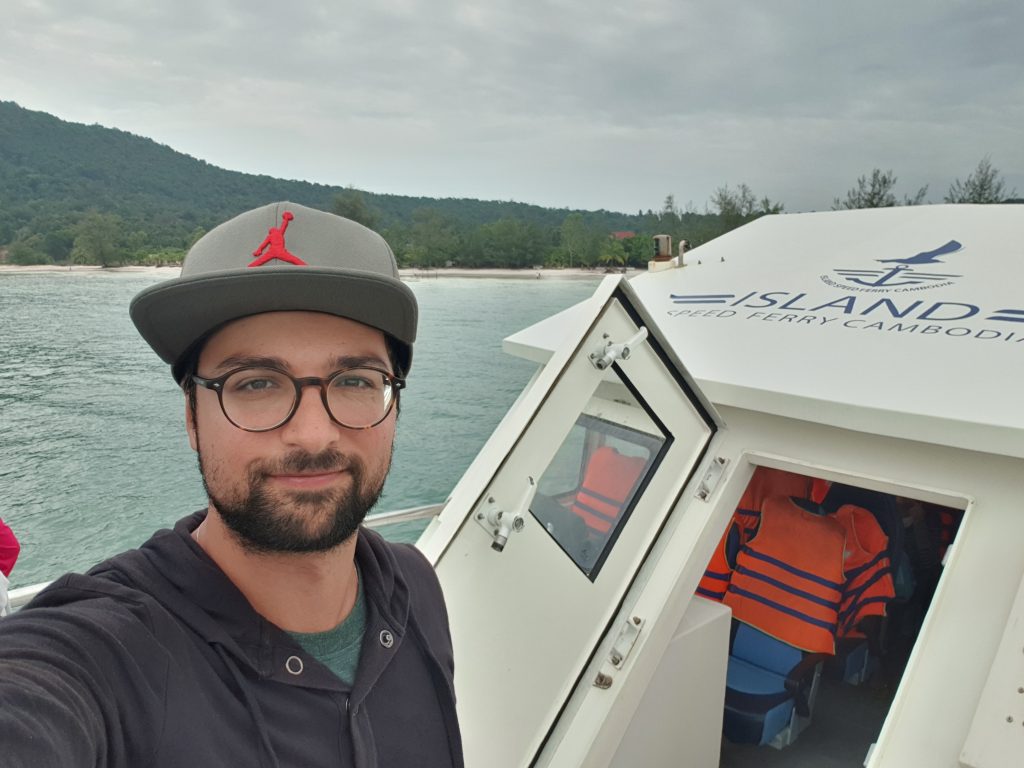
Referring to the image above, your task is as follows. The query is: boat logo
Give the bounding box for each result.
[821,239,962,293]
[249,210,308,267]
[667,234,1024,341]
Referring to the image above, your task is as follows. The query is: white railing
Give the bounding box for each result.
[364,502,445,530]
[6,503,445,612]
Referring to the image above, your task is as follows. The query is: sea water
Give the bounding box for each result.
[0,271,600,588]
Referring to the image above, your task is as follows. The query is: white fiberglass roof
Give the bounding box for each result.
[505,205,1024,459]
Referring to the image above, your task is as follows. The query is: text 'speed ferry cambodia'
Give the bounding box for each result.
[12,205,1023,766]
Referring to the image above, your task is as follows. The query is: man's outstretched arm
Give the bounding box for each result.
[0,591,167,767]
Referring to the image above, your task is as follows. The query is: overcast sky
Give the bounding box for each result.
[3,0,1021,214]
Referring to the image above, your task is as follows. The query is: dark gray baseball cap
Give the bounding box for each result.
[130,201,416,383]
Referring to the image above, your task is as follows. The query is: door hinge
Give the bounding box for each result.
[609,615,645,669]
[696,457,729,501]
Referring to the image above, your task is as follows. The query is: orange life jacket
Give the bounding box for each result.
[833,504,895,638]
[697,468,816,601]
[724,495,846,654]
[570,446,646,534]
[733,467,817,539]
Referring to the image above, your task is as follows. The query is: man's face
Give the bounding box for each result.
[186,311,398,554]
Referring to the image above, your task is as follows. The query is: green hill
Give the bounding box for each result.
[0,101,718,267]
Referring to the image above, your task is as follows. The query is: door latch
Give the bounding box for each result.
[589,327,649,370]
[474,477,536,552]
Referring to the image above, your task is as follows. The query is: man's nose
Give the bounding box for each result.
[279,384,340,449]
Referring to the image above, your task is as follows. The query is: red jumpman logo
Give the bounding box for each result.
[249,211,308,267]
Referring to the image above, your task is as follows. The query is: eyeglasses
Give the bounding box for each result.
[191,366,405,432]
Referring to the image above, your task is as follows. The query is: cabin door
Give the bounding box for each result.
[427,277,718,766]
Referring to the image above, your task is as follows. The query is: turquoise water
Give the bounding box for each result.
[0,271,600,588]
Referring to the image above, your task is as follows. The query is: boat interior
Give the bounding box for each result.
[709,467,964,767]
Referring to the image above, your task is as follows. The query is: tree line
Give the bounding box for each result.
[4,158,1015,269]
[353,158,1017,269]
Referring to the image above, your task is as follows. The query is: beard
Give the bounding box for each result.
[197,445,390,555]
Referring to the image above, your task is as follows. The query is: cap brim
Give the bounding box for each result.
[130,268,416,380]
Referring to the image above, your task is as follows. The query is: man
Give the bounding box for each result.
[0,202,463,767]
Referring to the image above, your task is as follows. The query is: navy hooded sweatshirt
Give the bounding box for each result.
[0,512,463,767]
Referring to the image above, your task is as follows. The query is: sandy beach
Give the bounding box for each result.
[0,264,627,280]
[0,264,180,276]
[398,267,627,280]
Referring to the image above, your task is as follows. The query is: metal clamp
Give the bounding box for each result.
[589,327,649,370]
[474,477,536,552]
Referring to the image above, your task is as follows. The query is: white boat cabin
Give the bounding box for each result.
[416,205,1024,767]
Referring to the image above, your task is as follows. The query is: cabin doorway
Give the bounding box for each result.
[709,466,965,768]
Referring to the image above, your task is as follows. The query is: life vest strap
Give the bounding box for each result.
[734,565,841,611]
[742,547,844,592]
[728,586,838,635]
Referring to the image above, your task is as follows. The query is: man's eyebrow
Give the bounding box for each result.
[210,354,391,373]
[212,355,288,373]
[330,354,392,371]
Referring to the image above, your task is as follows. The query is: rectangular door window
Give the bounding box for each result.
[532,411,666,578]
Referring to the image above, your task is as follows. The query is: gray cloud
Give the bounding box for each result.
[2,0,1020,213]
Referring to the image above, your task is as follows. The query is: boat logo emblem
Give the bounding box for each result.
[823,239,963,292]
[249,210,308,268]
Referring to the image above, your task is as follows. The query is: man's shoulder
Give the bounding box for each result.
[10,527,197,631]
[358,526,441,595]
[0,570,176,697]
[358,527,440,599]
[11,564,160,632]
[357,528,451,648]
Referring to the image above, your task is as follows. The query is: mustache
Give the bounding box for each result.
[254,449,355,476]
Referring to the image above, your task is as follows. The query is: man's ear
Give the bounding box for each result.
[185,399,198,452]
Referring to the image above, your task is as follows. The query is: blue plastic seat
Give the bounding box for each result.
[723,623,826,747]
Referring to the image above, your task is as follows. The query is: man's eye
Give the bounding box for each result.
[238,378,277,391]
[227,371,286,394]
[334,375,374,389]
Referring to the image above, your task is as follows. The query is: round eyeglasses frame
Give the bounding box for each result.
[191,365,406,432]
